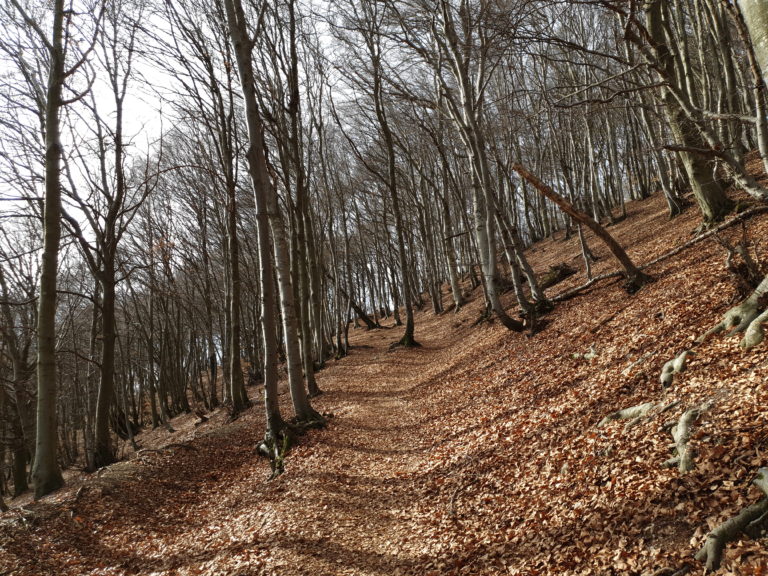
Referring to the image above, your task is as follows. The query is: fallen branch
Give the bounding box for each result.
[553,206,768,303]
[513,163,651,289]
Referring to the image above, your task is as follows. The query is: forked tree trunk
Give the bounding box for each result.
[93,270,117,468]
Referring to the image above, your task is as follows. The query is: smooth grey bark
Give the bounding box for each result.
[430,0,524,331]
[644,0,734,221]
[266,193,319,422]
[25,0,66,498]
[738,0,768,83]
[364,1,417,346]
[223,0,286,442]
[644,1,766,212]
[285,0,322,397]
[734,0,768,175]
[226,178,249,414]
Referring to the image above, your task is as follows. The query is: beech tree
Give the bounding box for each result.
[223,0,299,466]
[1,0,104,498]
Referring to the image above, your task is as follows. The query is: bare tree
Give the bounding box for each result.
[3,0,102,497]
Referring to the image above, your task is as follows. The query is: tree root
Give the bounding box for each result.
[694,468,768,572]
[698,274,768,348]
[660,350,694,390]
[742,307,768,349]
[258,428,294,479]
[292,411,327,432]
[389,336,422,350]
[661,403,710,473]
[598,401,657,428]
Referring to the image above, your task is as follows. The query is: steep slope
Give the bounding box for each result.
[1,191,768,576]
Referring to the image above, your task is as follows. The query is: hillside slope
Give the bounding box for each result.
[2,191,768,576]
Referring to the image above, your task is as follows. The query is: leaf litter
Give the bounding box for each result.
[2,191,768,575]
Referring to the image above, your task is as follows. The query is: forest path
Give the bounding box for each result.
[1,300,494,576]
[7,192,768,576]
[256,312,485,576]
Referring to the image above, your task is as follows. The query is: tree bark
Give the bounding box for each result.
[223,0,286,441]
[645,0,735,222]
[512,164,651,290]
[737,0,768,85]
[30,0,66,498]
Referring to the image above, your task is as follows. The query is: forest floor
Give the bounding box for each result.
[3,190,768,575]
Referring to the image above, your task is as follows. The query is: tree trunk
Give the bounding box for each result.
[31,0,66,498]
[93,270,117,468]
[512,164,651,290]
[223,0,286,442]
[645,0,734,222]
[738,0,768,85]
[227,180,250,415]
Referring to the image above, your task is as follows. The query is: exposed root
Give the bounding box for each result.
[698,273,768,347]
[662,403,711,473]
[292,411,327,432]
[573,345,598,362]
[741,307,768,349]
[389,336,422,350]
[258,428,294,479]
[598,401,657,428]
[660,350,694,390]
[694,467,768,572]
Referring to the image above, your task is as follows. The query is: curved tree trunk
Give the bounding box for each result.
[644,0,734,222]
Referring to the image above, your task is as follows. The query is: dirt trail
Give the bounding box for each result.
[1,305,490,576]
[259,316,483,576]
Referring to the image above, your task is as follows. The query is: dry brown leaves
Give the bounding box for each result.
[1,192,768,576]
